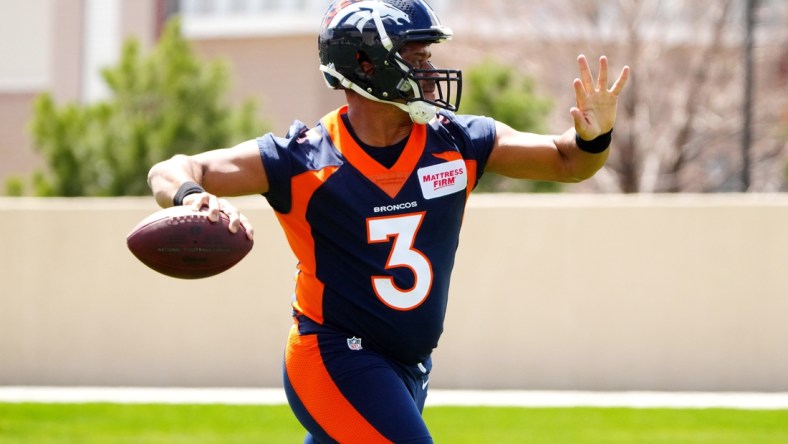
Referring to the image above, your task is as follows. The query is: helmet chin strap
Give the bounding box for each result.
[320,64,437,124]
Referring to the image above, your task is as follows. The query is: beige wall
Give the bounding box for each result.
[1,194,787,391]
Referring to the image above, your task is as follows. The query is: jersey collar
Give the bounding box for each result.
[322,106,426,199]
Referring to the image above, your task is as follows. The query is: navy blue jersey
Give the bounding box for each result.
[259,106,495,364]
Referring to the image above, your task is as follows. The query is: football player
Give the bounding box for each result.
[147,0,629,442]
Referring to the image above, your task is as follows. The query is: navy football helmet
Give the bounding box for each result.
[318,0,462,124]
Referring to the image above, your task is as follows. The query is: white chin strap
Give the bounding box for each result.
[320,64,437,125]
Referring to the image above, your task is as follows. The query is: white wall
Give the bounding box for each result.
[82,0,122,102]
[0,0,53,92]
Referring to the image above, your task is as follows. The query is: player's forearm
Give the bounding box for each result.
[147,155,204,208]
[554,129,610,183]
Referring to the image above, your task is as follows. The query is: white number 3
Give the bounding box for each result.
[366,212,433,310]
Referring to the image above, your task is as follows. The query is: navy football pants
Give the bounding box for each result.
[283,316,433,443]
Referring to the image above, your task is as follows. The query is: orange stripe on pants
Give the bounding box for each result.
[285,325,392,444]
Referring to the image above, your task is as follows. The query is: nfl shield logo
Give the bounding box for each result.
[347,337,363,351]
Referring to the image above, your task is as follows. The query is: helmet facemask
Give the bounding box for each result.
[387,33,463,114]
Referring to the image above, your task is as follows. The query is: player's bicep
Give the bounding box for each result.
[196,139,270,197]
[486,121,570,181]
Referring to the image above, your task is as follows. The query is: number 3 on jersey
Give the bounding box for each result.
[366,212,433,310]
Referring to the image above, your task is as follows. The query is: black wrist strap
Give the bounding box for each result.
[173,181,205,206]
[576,129,613,154]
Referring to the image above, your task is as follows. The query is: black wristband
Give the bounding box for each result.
[576,129,613,154]
[172,181,205,206]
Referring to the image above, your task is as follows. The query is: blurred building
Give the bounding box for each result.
[180,0,344,134]
[0,0,172,188]
[0,0,345,188]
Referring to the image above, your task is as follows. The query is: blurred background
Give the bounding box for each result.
[1,0,786,196]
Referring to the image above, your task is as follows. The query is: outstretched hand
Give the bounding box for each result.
[570,55,630,141]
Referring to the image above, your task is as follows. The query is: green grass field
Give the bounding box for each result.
[1,403,787,443]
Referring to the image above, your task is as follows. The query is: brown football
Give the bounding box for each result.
[126,206,253,279]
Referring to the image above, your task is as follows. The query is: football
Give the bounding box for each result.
[126,206,253,279]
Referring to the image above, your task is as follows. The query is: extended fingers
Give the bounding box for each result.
[597,56,609,92]
[609,65,631,96]
[577,55,594,91]
[576,54,630,96]
[573,78,587,109]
